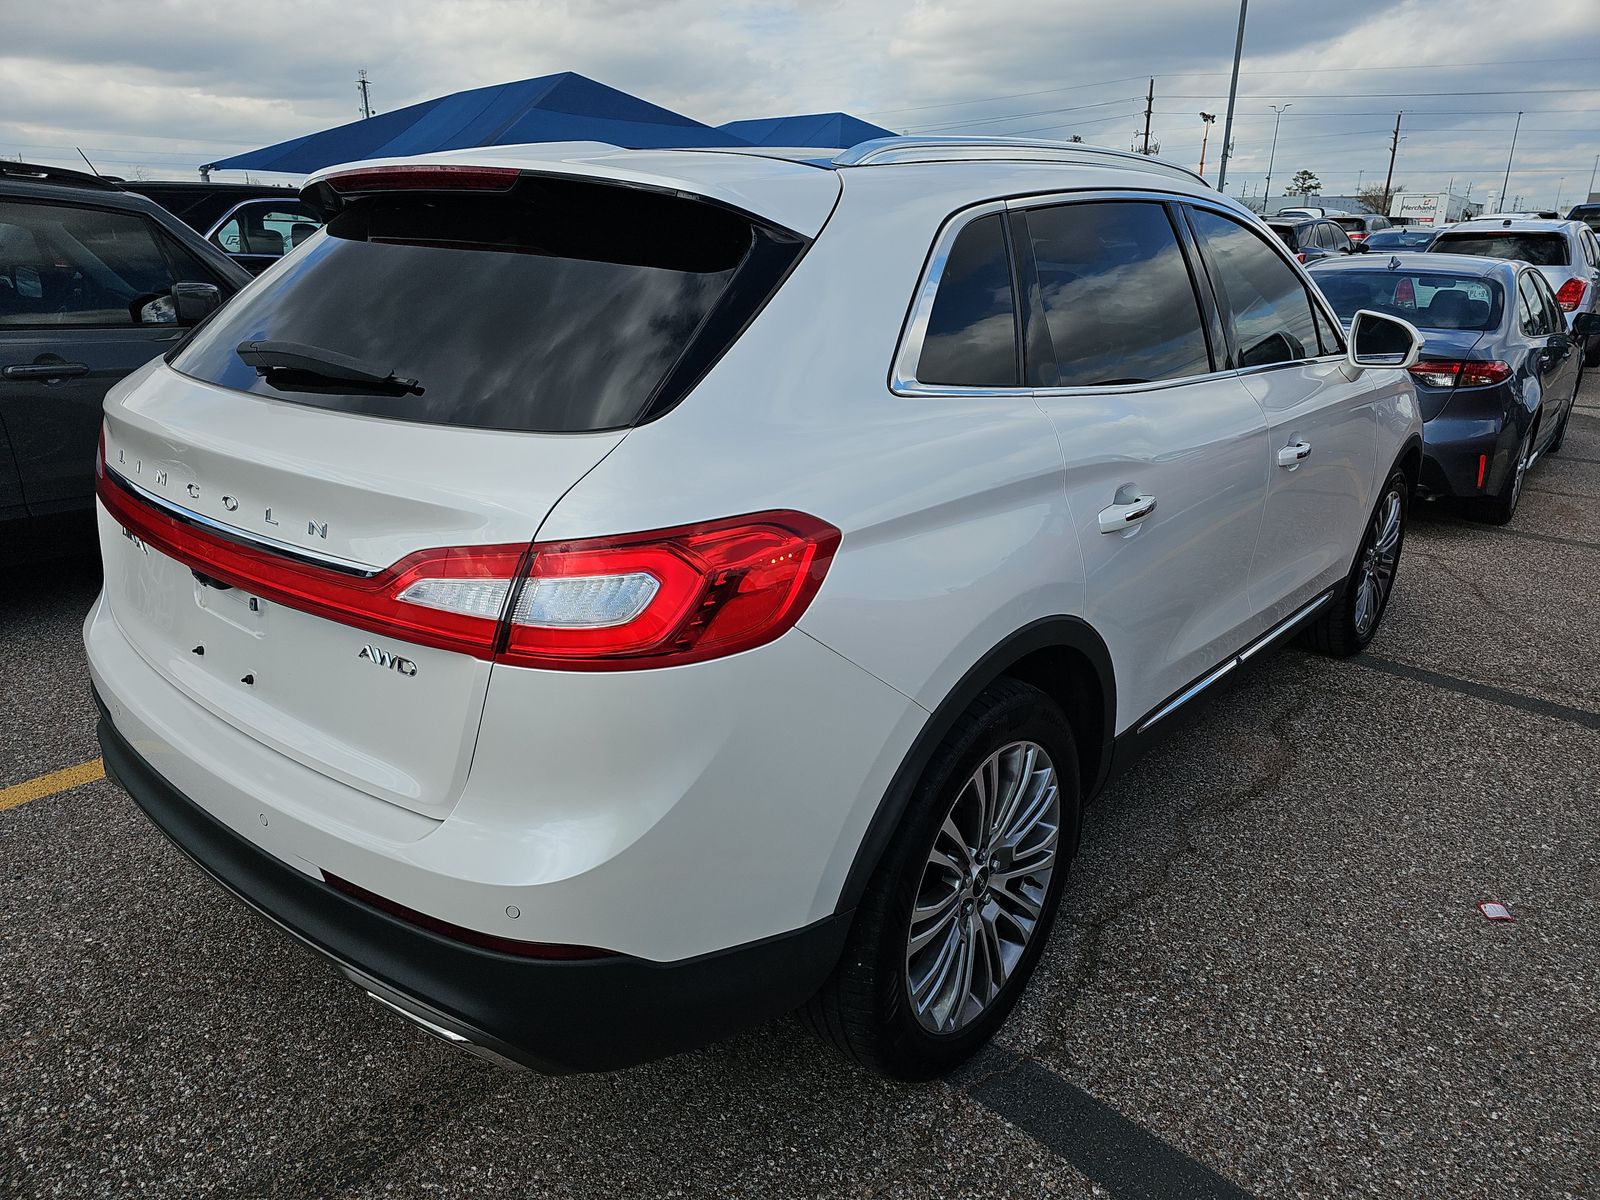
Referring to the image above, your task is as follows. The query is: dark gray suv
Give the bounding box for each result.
[0,162,250,558]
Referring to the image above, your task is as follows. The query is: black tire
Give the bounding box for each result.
[802,679,1081,1080]
[1469,422,1534,526]
[1301,467,1409,658]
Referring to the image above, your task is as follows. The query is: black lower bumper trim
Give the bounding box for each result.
[96,693,851,1073]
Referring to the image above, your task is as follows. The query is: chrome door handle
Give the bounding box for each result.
[1098,495,1157,533]
[1276,440,1313,468]
[2,361,89,381]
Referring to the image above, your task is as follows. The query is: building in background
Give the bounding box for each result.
[1388,191,1482,226]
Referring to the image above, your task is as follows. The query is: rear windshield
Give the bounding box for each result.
[172,177,803,433]
[1315,270,1504,332]
[1330,217,1366,232]
[1267,223,1299,249]
[1571,207,1600,233]
[1428,232,1569,267]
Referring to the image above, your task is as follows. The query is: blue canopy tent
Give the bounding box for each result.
[719,112,895,149]
[203,72,747,176]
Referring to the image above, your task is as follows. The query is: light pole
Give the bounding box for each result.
[1216,0,1248,192]
[1588,153,1599,203]
[1198,112,1217,178]
[1497,111,1522,213]
[1554,177,1565,211]
[1264,103,1290,210]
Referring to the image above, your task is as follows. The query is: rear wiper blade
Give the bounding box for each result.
[236,340,423,395]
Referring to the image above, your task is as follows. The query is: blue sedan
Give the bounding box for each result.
[1310,252,1595,523]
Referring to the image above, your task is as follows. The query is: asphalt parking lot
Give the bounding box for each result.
[4,376,1598,1200]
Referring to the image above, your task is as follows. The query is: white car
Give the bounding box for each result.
[1430,215,1600,365]
[86,137,1424,1080]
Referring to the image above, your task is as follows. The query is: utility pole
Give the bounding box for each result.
[1498,111,1522,212]
[1588,153,1598,203]
[1216,0,1247,191]
[1264,103,1290,208]
[1198,112,1216,178]
[1381,112,1403,215]
[1554,177,1565,210]
[357,69,374,119]
[1140,78,1155,155]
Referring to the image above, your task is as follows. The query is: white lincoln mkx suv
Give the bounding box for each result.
[87,137,1424,1080]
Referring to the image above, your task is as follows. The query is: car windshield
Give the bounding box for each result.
[1315,270,1503,332]
[1428,231,1569,266]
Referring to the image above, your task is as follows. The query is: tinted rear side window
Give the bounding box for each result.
[173,177,801,432]
[915,214,1019,387]
[1023,201,1211,387]
[1429,232,1570,267]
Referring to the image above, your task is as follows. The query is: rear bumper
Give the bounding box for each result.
[96,692,851,1073]
[1418,399,1520,500]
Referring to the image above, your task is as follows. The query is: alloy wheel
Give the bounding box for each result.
[905,740,1061,1035]
[1508,431,1532,512]
[1354,488,1403,638]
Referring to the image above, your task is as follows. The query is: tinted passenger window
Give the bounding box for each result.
[1189,208,1322,368]
[1528,272,1564,333]
[1517,274,1551,335]
[0,201,182,327]
[916,214,1019,387]
[1023,202,1210,387]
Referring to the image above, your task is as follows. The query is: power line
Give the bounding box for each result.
[863,55,1596,117]
[905,94,1143,132]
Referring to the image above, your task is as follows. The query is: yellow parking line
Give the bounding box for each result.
[0,758,106,812]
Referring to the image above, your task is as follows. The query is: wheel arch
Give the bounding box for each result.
[1394,432,1423,491]
[834,616,1115,914]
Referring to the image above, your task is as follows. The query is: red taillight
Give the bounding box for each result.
[323,164,520,194]
[322,872,612,959]
[1407,360,1512,388]
[1555,278,1587,312]
[1349,231,1368,241]
[1394,277,1415,306]
[499,513,841,670]
[1459,361,1513,386]
[97,467,838,670]
[1476,454,1488,489]
[1295,251,1308,264]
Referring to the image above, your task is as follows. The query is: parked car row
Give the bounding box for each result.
[3,136,1592,1082]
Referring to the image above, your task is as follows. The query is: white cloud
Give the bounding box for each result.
[1,0,1595,206]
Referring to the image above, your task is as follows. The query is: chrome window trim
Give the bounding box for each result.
[890,187,1347,400]
[104,465,379,577]
[890,199,1028,398]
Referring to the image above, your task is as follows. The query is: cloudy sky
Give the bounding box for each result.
[4,0,1597,209]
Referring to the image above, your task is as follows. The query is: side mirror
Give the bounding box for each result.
[1572,311,1600,337]
[1351,241,1369,253]
[1347,309,1423,371]
[173,281,222,325]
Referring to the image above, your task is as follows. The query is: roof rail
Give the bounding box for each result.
[833,136,1208,185]
[0,160,123,191]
